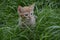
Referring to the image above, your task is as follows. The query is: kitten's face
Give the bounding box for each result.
[18,4,35,20]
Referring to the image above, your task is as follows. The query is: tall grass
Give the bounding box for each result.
[0,0,60,40]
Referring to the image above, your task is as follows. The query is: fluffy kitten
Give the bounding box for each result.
[17,4,36,28]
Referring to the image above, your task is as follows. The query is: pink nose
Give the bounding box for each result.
[28,16,31,18]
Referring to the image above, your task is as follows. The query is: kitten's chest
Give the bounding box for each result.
[22,19,31,25]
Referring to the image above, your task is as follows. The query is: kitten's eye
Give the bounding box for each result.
[31,13,32,15]
[25,14,28,16]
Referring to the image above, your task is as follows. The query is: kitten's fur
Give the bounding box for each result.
[18,4,36,28]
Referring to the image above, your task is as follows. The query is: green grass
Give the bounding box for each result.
[0,0,60,40]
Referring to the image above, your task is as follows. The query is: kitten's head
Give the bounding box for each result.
[18,4,35,20]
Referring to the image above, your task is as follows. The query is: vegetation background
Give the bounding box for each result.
[0,0,60,40]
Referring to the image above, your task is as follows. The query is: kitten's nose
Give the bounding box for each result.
[27,16,31,19]
[28,16,31,19]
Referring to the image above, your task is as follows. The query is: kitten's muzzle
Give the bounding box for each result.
[27,16,31,19]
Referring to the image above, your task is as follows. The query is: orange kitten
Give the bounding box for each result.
[17,4,36,28]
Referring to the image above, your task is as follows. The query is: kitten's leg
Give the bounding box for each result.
[18,18,24,29]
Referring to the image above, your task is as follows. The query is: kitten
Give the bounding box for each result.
[17,4,36,28]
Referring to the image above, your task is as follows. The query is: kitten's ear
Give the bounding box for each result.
[18,6,23,13]
[30,3,35,10]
